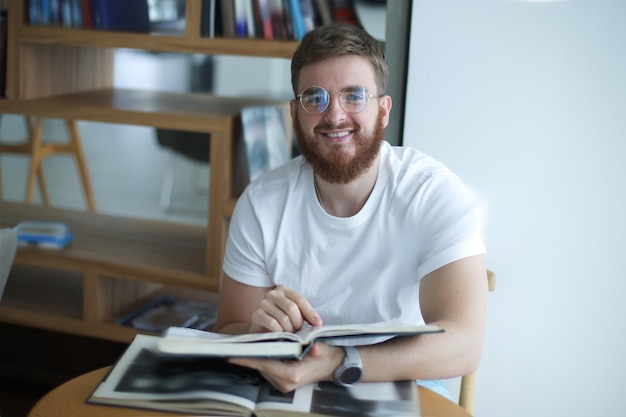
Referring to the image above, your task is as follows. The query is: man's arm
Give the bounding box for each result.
[213,274,322,334]
[360,254,488,381]
[212,275,266,335]
[225,255,488,392]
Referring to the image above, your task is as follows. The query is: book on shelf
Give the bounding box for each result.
[80,0,93,28]
[268,0,288,39]
[331,0,363,28]
[157,321,444,360]
[14,221,73,249]
[314,0,333,26]
[90,0,151,33]
[0,9,6,98]
[288,0,306,40]
[28,0,44,25]
[27,0,92,28]
[241,105,291,182]
[220,0,237,37]
[300,0,316,33]
[245,0,258,37]
[234,0,248,37]
[201,0,223,37]
[116,294,219,333]
[60,0,69,26]
[88,333,422,417]
[255,0,274,39]
[250,0,265,38]
[41,0,51,25]
[281,0,295,39]
[69,0,83,28]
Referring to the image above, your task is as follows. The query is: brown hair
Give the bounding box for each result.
[291,24,388,96]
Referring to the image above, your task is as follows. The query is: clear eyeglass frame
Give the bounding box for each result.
[296,85,381,114]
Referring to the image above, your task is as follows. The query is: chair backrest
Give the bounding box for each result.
[0,228,18,301]
[458,269,496,415]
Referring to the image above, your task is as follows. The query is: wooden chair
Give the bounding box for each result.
[0,115,96,211]
[458,269,496,415]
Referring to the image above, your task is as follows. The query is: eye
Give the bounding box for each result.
[305,92,325,105]
[301,88,329,112]
[343,87,367,104]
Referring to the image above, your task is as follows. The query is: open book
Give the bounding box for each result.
[157,320,444,359]
[89,334,421,417]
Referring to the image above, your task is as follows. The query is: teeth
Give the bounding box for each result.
[326,131,350,138]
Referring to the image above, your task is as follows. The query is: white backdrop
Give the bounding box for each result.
[403,1,626,416]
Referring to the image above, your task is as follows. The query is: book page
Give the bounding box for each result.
[300,320,443,345]
[254,383,315,414]
[255,380,420,417]
[164,326,304,343]
[90,335,262,414]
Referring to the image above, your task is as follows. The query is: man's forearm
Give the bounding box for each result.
[358,320,484,382]
[213,321,251,335]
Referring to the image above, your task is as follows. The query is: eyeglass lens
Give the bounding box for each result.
[299,86,371,114]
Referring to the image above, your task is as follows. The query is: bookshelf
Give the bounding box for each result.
[0,0,398,342]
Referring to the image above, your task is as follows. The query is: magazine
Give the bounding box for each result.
[88,334,421,416]
[116,294,219,333]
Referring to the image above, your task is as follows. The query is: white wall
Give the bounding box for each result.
[403,1,626,416]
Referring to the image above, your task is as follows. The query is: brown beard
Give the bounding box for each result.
[295,110,385,184]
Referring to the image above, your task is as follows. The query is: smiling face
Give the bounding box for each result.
[291,55,392,184]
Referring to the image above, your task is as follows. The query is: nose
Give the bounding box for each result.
[323,92,348,123]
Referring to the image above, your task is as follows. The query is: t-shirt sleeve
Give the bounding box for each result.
[413,173,486,280]
[222,187,274,287]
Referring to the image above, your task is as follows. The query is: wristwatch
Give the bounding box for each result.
[333,346,363,386]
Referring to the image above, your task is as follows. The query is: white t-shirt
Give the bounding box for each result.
[224,141,485,326]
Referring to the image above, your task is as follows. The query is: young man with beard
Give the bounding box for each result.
[214,24,487,400]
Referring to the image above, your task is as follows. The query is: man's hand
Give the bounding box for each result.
[228,343,344,392]
[249,285,323,333]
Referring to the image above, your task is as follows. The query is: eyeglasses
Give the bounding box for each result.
[296,85,380,114]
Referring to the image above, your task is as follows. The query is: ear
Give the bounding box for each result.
[290,99,298,121]
[379,95,392,128]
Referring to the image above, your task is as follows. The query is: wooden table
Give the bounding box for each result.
[28,366,471,417]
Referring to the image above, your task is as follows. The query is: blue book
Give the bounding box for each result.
[41,0,51,25]
[14,221,73,249]
[288,0,306,40]
[234,0,249,38]
[29,0,43,25]
[90,0,150,33]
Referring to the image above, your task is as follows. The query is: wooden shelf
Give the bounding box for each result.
[0,202,222,343]
[0,0,389,342]
[0,263,221,343]
[0,1,259,341]
[19,25,300,58]
[0,264,144,342]
[0,201,211,289]
[0,88,287,132]
[0,265,84,321]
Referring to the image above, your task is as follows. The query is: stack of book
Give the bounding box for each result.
[27,0,151,32]
[26,1,369,40]
[203,0,364,40]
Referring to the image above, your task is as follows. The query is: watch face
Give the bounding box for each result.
[338,366,363,385]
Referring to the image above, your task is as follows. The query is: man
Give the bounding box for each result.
[214,23,487,400]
